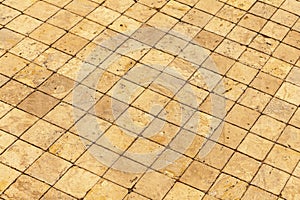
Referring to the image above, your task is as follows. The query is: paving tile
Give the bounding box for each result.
[65,0,98,16]
[227,25,257,45]
[226,0,256,10]
[0,130,16,154]
[250,72,282,95]
[24,1,60,21]
[290,108,300,128]
[109,16,142,36]
[164,182,205,200]
[193,30,223,51]
[195,0,223,14]
[250,34,279,55]
[6,14,42,35]
[54,166,100,199]
[41,188,76,200]
[242,186,277,200]
[281,176,300,200]
[87,6,121,26]
[0,29,24,50]
[249,1,277,19]
[70,19,105,40]
[215,39,246,59]
[30,23,66,45]
[227,62,258,84]
[47,9,82,30]
[53,33,89,55]
[0,4,21,25]
[161,0,190,19]
[124,3,156,22]
[0,163,20,193]
[103,0,134,13]
[3,0,38,11]
[214,77,247,101]
[182,8,212,28]
[273,43,300,64]
[238,48,269,70]
[278,125,300,152]
[216,5,245,23]
[204,17,235,37]
[239,14,267,32]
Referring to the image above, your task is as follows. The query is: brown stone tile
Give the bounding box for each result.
[30,23,66,45]
[252,164,289,195]
[180,161,219,191]
[6,14,42,35]
[242,186,277,200]
[26,152,71,184]
[134,171,175,199]
[238,133,273,160]
[0,163,20,193]
[38,73,75,99]
[14,63,53,88]
[85,178,127,200]
[164,182,205,200]
[208,174,248,200]
[24,1,60,21]
[2,175,49,199]
[250,72,282,95]
[47,9,82,30]
[53,33,89,55]
[263,98,297,122]
[223,152,261,182]
[10,38,48,61]
[0,140,43,171]
[54,166,100,199]
[182,8,212,28]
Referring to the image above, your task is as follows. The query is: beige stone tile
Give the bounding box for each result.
[195,0,223,14]
[294,162,300,177]
[109,16,141,36]
[124,193,150,200]
[131,25,164,46]
[0,108,37,136]
[21,119,64,150]
[0,163,20,193]
[224,152,261,182]
[134,170,175,199]
[227,62,258,84]
[265,144,300,173]
[18,91,58,117]
[250,34,279,55]
[182,8,212,28]
[47,9,82,30]
[3,0,38,10]
[70,19,105,40]
[180,161,219,191]
[0,130,16,154]
[0,80,33,105]
[196,141,233,170]
[0,101,12,118]
[260,0,285,6]
[10,38,48,61]
[176,0,198,6]
[238,48,270,70]
[172,21,201,40]
[54,166,100,199]
[263,98,297,122]
[284,31,300,50]
[6,14,42,35]
[204,17,235,37]
[103,0,134,12]
[148,12,178,31]
[93,29,127,51]
[226,104,260,130]
[290,108,300,129]
[49,132,89,162]
[39,73,75,99]
[41,188,76,200]
[203,53,235,75]
[249,1,277,19]
[116,39,150,60]
[251,115,285,141]
[2,175,49,200]
[278,126,300,151]
[214,77,247,101]
[34,48,72,71]
[216,5,245,23]
[227,26,257,45]
[26,152,71,184]
[226,0,256,10]
[161,0,190,19]
[30,23,66,45]
[293,19,300,32]
[24,1,59,21]
[65,0,98,16]
[215,39,246,59]
[238,88,271,112]
[250,72,282,95]
[164,57,197,80]
[276,82,300,105]
[124,3,156,22]
[193,30,223,51]
[14,63,53,88]
[273,43,300,64]
[179,43,211,65]
[202,195,219,200]
[156,34,188,56]
[252,164,289,195]
[282,176,300,200]
[242,185,277,200]
[281,0,300,15]
[85,179,127,200]
[0,53,28,77]
[43,0,72,7]
[0,140,43,171]
[164,182,205,200]
[53,33,89,55]
[238,133,273,160]
[262,57,292,79]
[103,158,145,188]
[239,14,267,32]
[0,29,23,50]
[87,6,120,26]
[208,174,248,200]
[0,74,9,87]
[0,4,21,25]
[271,9,298,27]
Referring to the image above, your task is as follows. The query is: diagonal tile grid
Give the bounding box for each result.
[0,0,299,199]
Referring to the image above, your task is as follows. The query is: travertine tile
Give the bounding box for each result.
[208,174,248,200]
[182,8,212,28]
[250,72,282,95]
[281,176,300,200]
[250,34,279,55]
[87,6,121,26]
[284,31,300,49]
[26,152,71,184]
[44,0,72,7]
[278,125,300,152]
[164,182,205,200]
[242,186,277,200]
[215,39,246,59]
[227,62,258,84]
[138,0,167,8]
[2,175,49,200]
[180,161,219,191]
[53,33,89,55]
[125,3,156,22]
[103,0,134,12]
[54,166,100,198]
[239,14,267,32]
[0,163,20,193]
[6,14,42,35]
[47,9,82,30]
[70,19,105,40]
[227,26,257,45]
[0,29,23,50]
[124,193,150,200]
[0,53,28,77]
[172,21,201,40]
[161,0,190,19]
[238,133,273,160]
[109,16,142,36]
[252,164,289,195]
[3,0,38,11]
[41,188,76,200]
[273,43,300,64]
[290,108,300,128]
[193,30,223,50]
[226,0,256,10]
[195,0,223,14]
[263,98,297,122]
[238,88,271,112]
[30,23,66,45]
[156,34,188,55]
[216,5,245,23]
[249,1,277,19]
[281,0,300,15]
[0,140,43,171]
[214,77,247,101]
[134,171,175,199]
[0,4,21,25]
[223,152,261,182]
[65,0,98,16]
[276,82,300,105]
[271,9,298,27]
[238,48,269,70]
[0,130,16,154]
[24,1,59,21]
[204,17,235,37]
